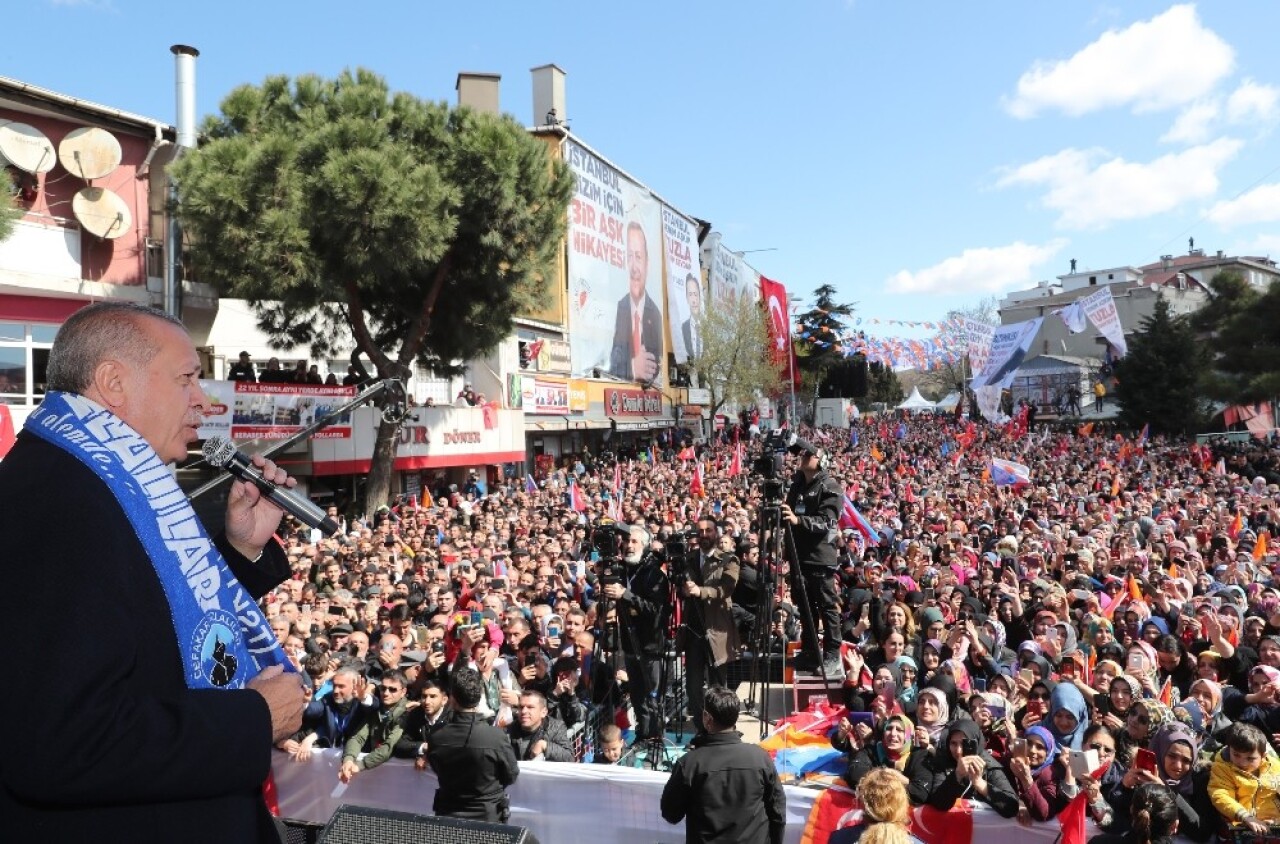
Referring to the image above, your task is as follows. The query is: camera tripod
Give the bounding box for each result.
[742,502,840,737]
[607,554,683,772]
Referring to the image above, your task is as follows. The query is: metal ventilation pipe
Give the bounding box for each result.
[165,44,199,318]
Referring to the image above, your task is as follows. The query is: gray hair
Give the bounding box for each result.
[46,302,184,394]
[629,524,652,547]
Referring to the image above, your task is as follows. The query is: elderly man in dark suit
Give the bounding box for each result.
[609,221,663,382]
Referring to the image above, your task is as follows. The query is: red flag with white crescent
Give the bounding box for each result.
[759,275,792,380]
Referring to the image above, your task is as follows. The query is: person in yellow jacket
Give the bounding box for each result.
[1208,722,1280,834]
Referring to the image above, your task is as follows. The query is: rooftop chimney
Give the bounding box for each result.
[170,44,199,149]
[456,72,500,116]
[531,64,566,127]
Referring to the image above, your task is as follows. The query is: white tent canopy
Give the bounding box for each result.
[935,391,961,409]
[897,386,936,413]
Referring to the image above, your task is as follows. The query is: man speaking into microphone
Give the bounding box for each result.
[781,437,843,678]
[0,303,306,842]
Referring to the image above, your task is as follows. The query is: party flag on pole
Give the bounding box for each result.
[837,496,880,543]
[569,480,586,513]
[524,473,538,494]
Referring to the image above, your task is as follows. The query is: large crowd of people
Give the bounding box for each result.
[263,411,1280,841]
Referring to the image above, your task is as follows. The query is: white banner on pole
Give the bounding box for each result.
[963,319,996,373]
[1079,286,1128,357]
[970,317,1043,390]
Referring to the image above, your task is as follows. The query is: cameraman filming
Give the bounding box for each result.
[780,438,843,678]
[600,524,670,739]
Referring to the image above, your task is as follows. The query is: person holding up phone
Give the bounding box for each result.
[910,721,1018,817]
[1111,723,1214,842]
[1007,726,1071,823]
[841,714,920,789]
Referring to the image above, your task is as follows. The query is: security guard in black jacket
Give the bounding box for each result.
[426,667,519,823]
[781,437,844,677]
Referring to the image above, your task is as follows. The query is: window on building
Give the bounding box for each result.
[0,321,58,405]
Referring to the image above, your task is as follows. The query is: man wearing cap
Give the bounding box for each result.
[782,437,844,677]
[228,350,257,382]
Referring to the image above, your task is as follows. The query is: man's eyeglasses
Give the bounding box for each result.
[380,686,403,694]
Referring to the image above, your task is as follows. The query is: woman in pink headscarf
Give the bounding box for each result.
[1240,665,1280,744]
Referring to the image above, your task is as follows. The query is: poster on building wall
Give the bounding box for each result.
[534,379,569,415]
[663,205,703,364]
[198,380,355,440]
[564,139,664,386]
[703,232,761,309]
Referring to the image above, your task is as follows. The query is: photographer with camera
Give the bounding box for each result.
[677,516,740,731]
[600,524,672,739]
[781,437,845,678]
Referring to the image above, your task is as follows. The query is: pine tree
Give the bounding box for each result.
[173,69,573,512]
[795,284,865,400]
[1114,295,1210,435]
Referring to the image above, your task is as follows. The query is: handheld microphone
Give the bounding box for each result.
[202,437,341,536]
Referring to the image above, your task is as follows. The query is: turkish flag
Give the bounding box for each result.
[759,275,792,382]
[0,405,13,459]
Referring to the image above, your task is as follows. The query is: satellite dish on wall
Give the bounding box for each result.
[58,127,122,180]
[72,186,131,240]
[0,121,56,174]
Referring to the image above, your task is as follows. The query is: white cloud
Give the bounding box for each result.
[996,138,1242,229]
[1233,233,1280,256]
[885,239,1068,295]
[1004,4,1234,118]
[1161,100,1220,144]
[1206,183,1280,228]
[1226,78,1280,123]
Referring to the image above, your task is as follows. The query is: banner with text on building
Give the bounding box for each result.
[969,317,1044,391]
[703,231,762,313]
[564,139,664,386]
[197,381,355,440]
[663,205,703,365]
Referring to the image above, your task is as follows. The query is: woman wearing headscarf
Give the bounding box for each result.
[940,659,972,697]
[1108,722,1214,842]
[912,687,950,754]
[1185,678,1231,740]
[1098,674,1141,737]
[1238,665,1280,741]
[910,720,1019,818]
[894,655,919,712]
[1007,725,1072,822]
[1042,682,1091,751]
[1016,676,1058,731]
[843,713,922,791]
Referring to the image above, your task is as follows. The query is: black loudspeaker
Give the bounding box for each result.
[317,804,537,844]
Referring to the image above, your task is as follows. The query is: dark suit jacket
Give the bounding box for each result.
[681,318,698,359]
[609,294,664,380]
[0,432,290,843]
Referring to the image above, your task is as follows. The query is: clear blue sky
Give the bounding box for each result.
[10,2,1279,335]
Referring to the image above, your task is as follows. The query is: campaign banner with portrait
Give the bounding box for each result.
[969,317,1043,390]
[662,205,703,365]
[564,139,664,386]
[197,380,355,440]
